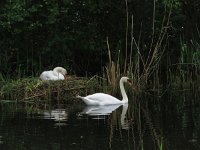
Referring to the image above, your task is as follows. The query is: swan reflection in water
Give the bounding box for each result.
[79,104,129,130]
[43,109,68,126]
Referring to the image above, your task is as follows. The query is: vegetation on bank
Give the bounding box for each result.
[0,0,200,100]
[0,2,199,149]
[0,76,99,103]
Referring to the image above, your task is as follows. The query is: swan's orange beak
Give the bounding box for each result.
[127,79,132,85]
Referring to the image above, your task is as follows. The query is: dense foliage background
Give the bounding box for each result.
[0,0,200,82]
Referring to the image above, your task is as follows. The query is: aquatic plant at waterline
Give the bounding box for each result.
[169,39,200,89]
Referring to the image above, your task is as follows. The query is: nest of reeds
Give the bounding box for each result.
[0,76,99,103]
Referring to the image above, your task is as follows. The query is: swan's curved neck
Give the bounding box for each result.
[120,79,128,102]
[53,67,61,73]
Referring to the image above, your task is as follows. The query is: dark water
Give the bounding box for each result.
[0,91,200,150]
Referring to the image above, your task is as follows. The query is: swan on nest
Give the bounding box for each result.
[40,67,67,81]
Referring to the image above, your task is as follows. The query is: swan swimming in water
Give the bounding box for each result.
[77,77,131,105]
[40,67,67,81]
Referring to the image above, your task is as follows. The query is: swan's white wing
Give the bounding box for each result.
[86,93,119,101]
[40,71,54,80]
[57,73,65,80]
[40,71,64,80]
[52,71,65,80]
[85,93,121,105]
[79,96,101,105]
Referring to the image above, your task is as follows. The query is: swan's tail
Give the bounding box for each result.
[76,95,98,105]
[76,95,83,99]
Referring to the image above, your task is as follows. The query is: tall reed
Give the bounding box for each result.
[105,0,172,92]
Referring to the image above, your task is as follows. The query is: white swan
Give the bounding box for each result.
[77,77,131,105]
[40,67,67,81]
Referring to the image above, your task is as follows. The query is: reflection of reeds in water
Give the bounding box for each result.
[109,104,132,148]
[107,96,165,150]
[142,106,163,150]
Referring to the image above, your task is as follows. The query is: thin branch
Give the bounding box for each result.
[146,0,156,67]
[107,37,112,65]
[124,0,129,74]
[129,15,134,73]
